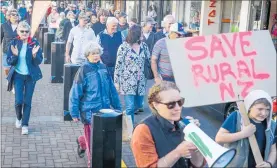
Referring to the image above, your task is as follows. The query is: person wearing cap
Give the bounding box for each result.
[215,90,276,167]
[151,22,186,84]
[142,16,156,54]
[92,9,109,36]
[96,17,123,80]
[117,12,129,32]
[65,12,96,64]
[153,15,176,45]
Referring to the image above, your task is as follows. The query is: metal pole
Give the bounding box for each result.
[138,0,142,23]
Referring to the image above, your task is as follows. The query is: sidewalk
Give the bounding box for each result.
[1,64,150,167]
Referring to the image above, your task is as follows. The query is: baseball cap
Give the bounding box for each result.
[143,16,156,25]
[170,22,186,35]
[119,12,127,18]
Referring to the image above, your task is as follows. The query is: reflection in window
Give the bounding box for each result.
[189,1,201,30]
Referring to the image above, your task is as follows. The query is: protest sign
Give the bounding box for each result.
[166,30,276,107]
[31,1,51,37]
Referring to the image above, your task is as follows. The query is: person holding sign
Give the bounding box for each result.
[131,81,205,167]
[151,22,186,84]
[215,90,277,167]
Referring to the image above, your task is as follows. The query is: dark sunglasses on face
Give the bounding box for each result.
[11,13,18,16]
[157,98,185,109]
[20,30,29,34]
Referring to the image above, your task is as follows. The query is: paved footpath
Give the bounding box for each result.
[1,64,151,167]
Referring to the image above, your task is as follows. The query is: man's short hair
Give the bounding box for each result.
[106,17,118,25]
[78,12,88,20]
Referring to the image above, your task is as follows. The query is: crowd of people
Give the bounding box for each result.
[1,1,276,168]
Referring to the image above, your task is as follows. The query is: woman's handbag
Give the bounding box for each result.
[143,43,154,80]
[6,66,15,92]
[122,111,133,141]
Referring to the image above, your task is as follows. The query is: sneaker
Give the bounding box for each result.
[76,138,86,158]
[15,119,22,128]
[22,126,28,135]
[12,87,15,94]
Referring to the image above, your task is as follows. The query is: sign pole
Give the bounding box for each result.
[236,100,264,164]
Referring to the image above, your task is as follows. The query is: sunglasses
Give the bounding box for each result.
[20,30,29,34]
[157,98,185,109]
[11,13,18,17]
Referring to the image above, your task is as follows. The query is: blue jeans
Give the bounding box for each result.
[124,95,144,125]
[14,72,36,126]
[106,66,115,81]
[2,53,10,68]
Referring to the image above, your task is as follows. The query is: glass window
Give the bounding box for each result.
[148,1,161,25]
[220,0,242,33]
[189,1,201,30]
[126,1,139,22]
[141,1,148,23]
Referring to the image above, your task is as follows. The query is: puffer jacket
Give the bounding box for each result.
[69,61,122,124]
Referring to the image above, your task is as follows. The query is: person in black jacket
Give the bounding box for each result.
[153,15,175,45]
[92,8,108,36]
[1,9,19,77]
[62,11,77,43]
[142,16,156,55]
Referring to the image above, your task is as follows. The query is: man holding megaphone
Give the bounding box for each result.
[131,81,206,168]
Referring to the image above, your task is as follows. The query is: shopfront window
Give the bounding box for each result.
[188,1,201,30]
[248,0,270,30]
[220,0,242,33]
[126,1,139,21]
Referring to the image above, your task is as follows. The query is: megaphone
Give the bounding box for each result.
[178,118,236,167]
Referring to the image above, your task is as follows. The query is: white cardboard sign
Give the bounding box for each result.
[166,30,277,107]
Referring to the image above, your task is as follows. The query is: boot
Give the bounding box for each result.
[15,105,23,120]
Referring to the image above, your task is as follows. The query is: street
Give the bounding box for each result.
[1,64,222,167]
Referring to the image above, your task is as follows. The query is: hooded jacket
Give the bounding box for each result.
[225,90,276,167]
[69,62,122,124]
